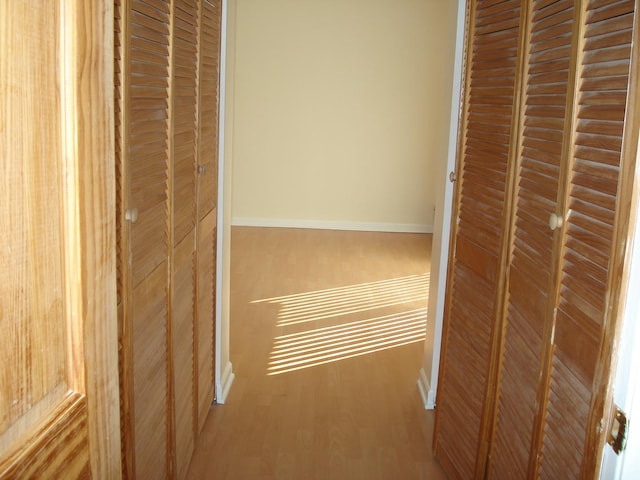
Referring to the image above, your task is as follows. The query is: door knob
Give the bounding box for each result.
[549,213,563,231]
[125,208,139,224]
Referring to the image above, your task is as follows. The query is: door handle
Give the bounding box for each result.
[125,208,139,224]
[549,213,563,231]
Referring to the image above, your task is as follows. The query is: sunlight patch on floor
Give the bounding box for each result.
[261,274,430,375]
[254,274,429,327]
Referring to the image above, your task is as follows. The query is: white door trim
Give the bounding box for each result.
[419,0,466,409]
[215,0,229,401]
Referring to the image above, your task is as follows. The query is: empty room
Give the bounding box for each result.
[187,0,458,478]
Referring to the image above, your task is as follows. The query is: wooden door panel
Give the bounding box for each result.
[540,1,636,476]
[120,1,172,477]
[197,0,222,220]
[0,5,87,472]
[1,396,90,478]
[436,263,495,478]
[196,208,217,433]
[194,0,222,435]
[172,231,196,480]
[171,2,201,477]
[1,0,67,431]
[172,0,199,246]
[490,1,575,477]
[434,0,523,478]
[129,0,172,289]
[1,1,119,477]
[132,262,169,479]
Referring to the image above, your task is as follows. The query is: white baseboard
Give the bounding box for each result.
[215,361,234,404]
[232,217,433,234]
[417,368,436,410]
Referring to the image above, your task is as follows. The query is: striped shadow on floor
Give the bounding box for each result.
[252,273,430,375]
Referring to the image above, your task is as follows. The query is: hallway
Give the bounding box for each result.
[186,227,447,479]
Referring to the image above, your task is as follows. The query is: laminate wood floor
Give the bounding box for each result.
[186,227,447,480]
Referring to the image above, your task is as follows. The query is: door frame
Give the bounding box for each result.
[215,0,235,403]
[419,0,467,409]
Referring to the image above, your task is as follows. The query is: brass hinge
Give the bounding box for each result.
[607,404,629,455]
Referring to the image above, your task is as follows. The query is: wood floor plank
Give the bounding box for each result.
[186,227,447,479]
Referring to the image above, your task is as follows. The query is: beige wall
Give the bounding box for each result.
[231,0,456,231]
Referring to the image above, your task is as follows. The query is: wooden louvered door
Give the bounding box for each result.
[538,0,637,476]
[170,1,200,478]
[195,0,222,436]
[436,0,639,478]
[488,0,577,477]
[118,0,173,478]
[432,1,525,478]
[116,0,221,477]
[489,0,638,477]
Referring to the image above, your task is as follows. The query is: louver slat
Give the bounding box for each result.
[491,2,574,478]
[539,0,634,476]
[434,1,523,478]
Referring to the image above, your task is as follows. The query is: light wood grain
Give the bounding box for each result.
[186,227,446,480]
[71,0,121,476]
[1,0,67,440]
[0,0,120,477]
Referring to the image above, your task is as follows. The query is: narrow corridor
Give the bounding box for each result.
[187,227,446,480]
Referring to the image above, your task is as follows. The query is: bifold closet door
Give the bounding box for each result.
[435,0,639,478]
[490,0,637,477]
[538,0,636,476]
[432,1,524,478]
[116,0,222,478]
[171,0,222,474]
[195,0,222,435]
[117,0,173,478]
[170,0,200,477]
[489,0,576,477]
